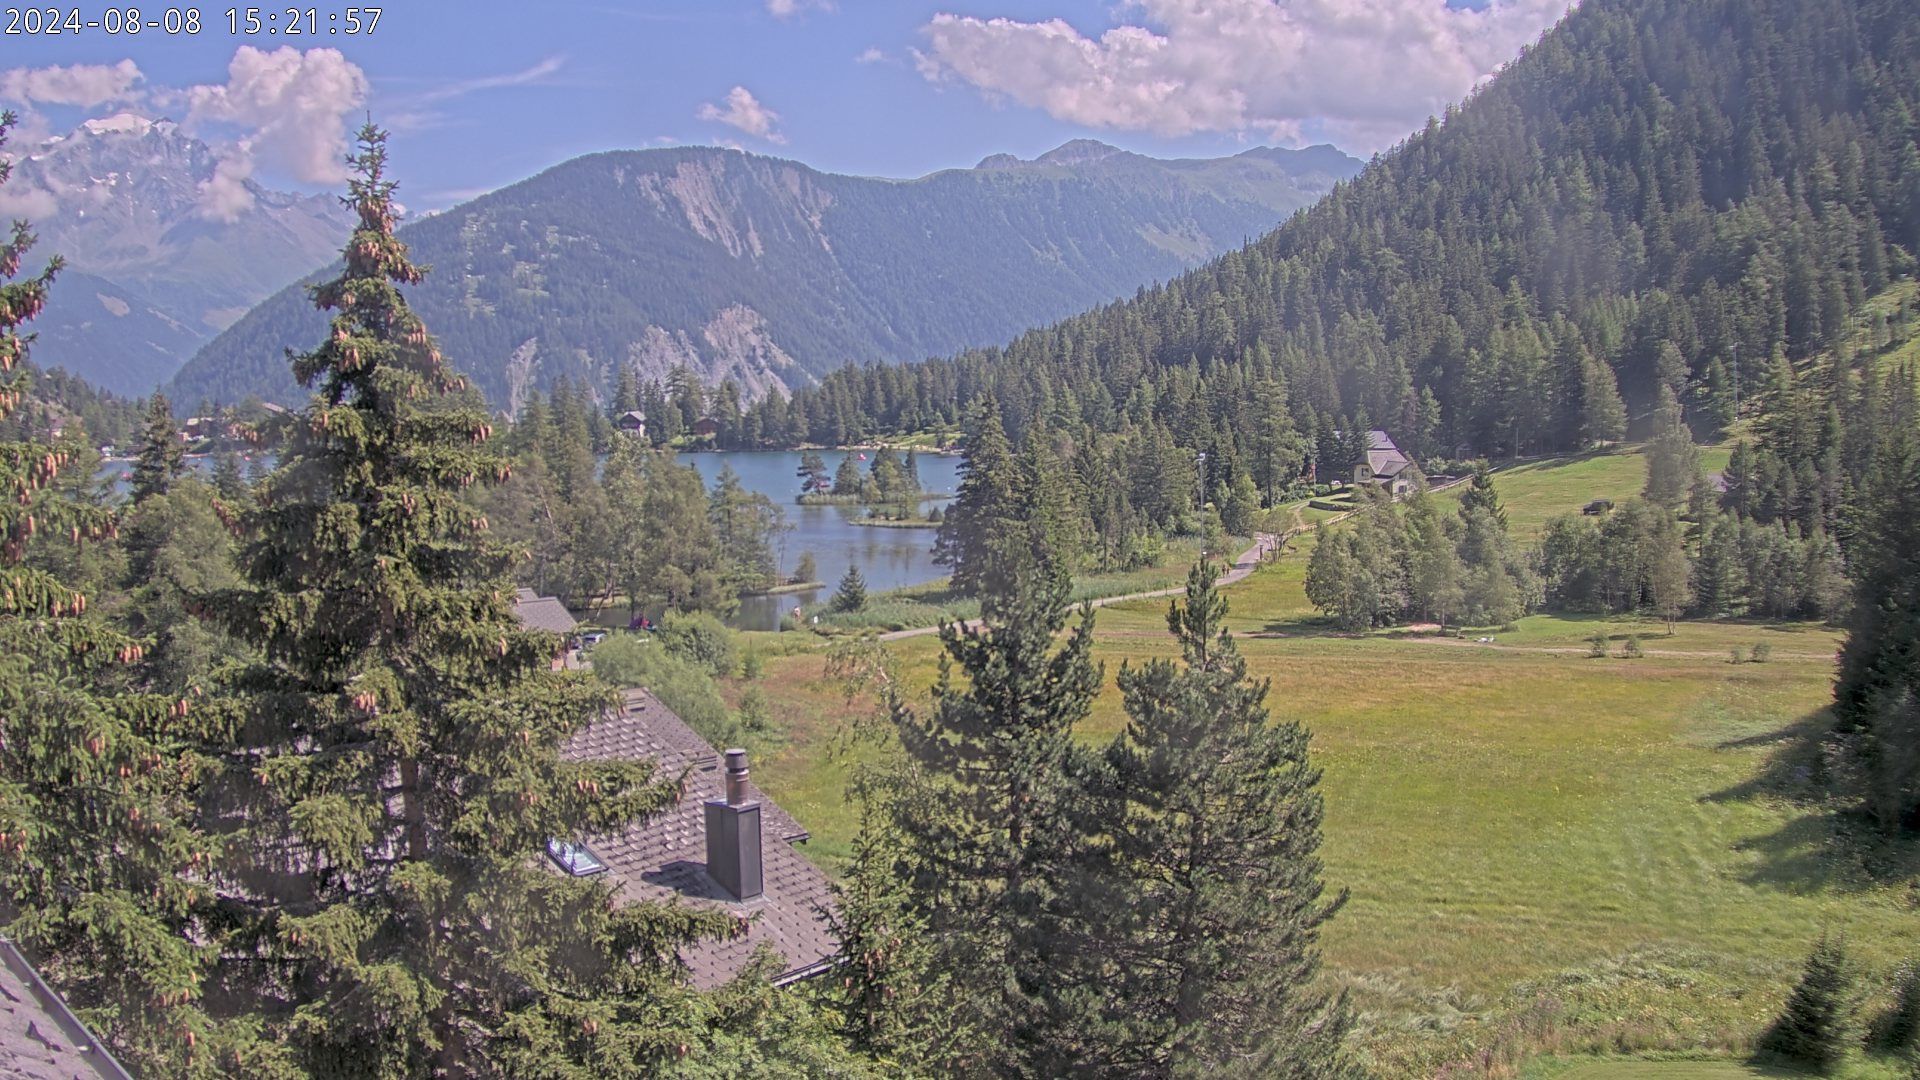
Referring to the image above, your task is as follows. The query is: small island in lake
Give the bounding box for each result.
[795,448,947,528]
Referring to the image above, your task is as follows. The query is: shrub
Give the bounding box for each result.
[1620,635,1644,659]
[1588,631,1609,658]
[794,551,818,585]
[1751,642,1773,664]
[1730,645,1748,664]
[740,649,765,681]
[1755,934,1858,1073]
[736,686,771,734]
[655,610,739,677]
[588,636,741,748]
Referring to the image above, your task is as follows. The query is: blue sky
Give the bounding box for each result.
[1,0,1569,211]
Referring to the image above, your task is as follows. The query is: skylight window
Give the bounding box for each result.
[546,839,608,876]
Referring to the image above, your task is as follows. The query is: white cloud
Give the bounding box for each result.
[419,54,566,105]
[385,56,567,135]
[0,183,57,218]
[856,47,888,64]
[697,86,785,143]
[767,0,833,18]
[195,149,256,221]
[917,0,1570,151]
[185,46,369,219]
[0,60,142,107]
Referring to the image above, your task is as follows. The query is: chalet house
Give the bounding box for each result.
[559,690,838,987]
[513,588,580,669]
[690,416,721,439]
[181,417,216,441]
[617,410,647,438]
[1355,429,1421,498]
[512,588,577,636]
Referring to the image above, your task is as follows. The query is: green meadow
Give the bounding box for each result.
[745,447,1916,1075]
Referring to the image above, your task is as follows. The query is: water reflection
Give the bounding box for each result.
[644,449,959,632]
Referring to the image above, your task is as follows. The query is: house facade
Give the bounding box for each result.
[1354,429,1421,498]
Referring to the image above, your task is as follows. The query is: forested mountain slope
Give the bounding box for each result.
[166,141,1359,410]
[756,0,1917,473]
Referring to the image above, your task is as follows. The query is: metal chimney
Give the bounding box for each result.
[705,749,763,901]
[724,747,750,805]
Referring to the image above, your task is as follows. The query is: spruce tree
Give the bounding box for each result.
[0,111,220,1077]
[1579,349,1629,446]
[932,404,1023,597]
[1460,464,1506,527]
[197,125,732,1076]
[833,452,867,498]
[1756,934,1858,1072]
[210,446,248,502]
[131,392,186,502]
[892,524,1101,1073]
[1832,425,1920,831]
[831,563,868,613]
[1070,559,1357,1077]
[1645,385,1702,508]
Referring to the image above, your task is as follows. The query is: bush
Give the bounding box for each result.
[1751,642,1773,664]
[1620,635,1644,659]
[588,636,742,748]
[735,686,771,734]
[655,610,739,677]
[1588,631,1610,658]
[1756,934,1858,1073]
[740,648,765,681]
[1730,645,1748,664]
[794,551,818,585]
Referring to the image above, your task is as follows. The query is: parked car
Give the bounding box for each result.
[580,631,608,649]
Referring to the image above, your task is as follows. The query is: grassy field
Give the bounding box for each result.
[742,446,1916,1075]
[807,534,1245,633]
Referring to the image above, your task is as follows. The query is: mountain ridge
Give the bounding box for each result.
[5,114,352,394]
[165,138,1361,411]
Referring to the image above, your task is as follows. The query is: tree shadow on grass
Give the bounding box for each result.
[1702,708,1920,894]
[1254,613,1342,637]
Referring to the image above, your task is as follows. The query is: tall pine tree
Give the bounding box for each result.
[1832,423,1920,831]
[932,402,1024,597]
[130,392,185,503]
[891,521,1101,1073]
[197,125,732,1076]
[0,111,219,1078]
[1068,559,1357,1077]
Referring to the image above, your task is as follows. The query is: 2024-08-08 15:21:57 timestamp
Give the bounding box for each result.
[2,7,380,34]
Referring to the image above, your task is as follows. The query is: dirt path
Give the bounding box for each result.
[875,533,1281,642]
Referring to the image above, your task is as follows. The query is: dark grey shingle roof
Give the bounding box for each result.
[0,940,134,1080]
[513,589,579,635]
[1364,430,1413,479]
[561,690,832,988]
